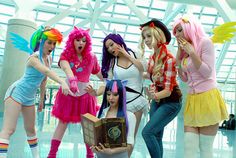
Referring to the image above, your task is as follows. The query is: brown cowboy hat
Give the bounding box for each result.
[140,18,171,43]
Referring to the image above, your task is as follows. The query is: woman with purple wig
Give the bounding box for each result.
[91,79,136,158]
[47,27,102,158]
[101,33,149,144]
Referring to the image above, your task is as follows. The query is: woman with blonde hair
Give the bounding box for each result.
[139,19,182,158]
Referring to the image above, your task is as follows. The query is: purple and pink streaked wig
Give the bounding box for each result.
[62,26,92,62]
[172,16,207,57]
[97,79,129,135]
[102,34,133,78]
[30,26,63,60]
[111,80,118,93]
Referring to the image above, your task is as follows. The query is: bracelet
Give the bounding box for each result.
[154,93,158,100]
[176,64,181,69]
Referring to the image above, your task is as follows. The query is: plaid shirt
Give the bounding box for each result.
[147,52,177,91]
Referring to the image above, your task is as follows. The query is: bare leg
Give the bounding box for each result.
[128,109,143,157]
[184,123,219,158]
[22,105,39,158]
[0,98,21,139]
[22,106,36,137]
[47,120,68,158]
[134,110,143,138]
[0,98,21,158]
[52,120,68,140]
[199,123,218,135]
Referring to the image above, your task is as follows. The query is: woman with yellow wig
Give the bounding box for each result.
[139,19,182,158]
[0,26,71,158]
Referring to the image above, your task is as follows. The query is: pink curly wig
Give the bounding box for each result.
[172,16,207,54]
[62,26,92,62]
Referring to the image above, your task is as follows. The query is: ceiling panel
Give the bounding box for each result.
[0,0,235,93]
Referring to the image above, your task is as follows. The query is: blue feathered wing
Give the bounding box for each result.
[10,32,33,55]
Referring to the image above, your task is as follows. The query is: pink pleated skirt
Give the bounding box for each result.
[52,88,98,123]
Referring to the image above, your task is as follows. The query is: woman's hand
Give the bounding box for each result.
[37,101,44,112]
[85,84,97,96]
[95,143,113,155]
[61,81,74,96]
[117,45,130,58]
[68,76,80,95]
[177,37,195,55]
[117,45,145,72]
[148,85,156,99]
[90,145,99,154]
[146,84,158,101]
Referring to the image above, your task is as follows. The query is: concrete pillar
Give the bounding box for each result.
[0,19,37,112]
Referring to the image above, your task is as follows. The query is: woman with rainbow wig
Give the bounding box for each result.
[91,79,136,158]
[172,16,228,158]
[0,26,70,158]
[47,27,102,158]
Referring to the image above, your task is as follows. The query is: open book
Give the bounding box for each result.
[81,113,127,148]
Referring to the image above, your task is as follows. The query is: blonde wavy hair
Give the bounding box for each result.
[140,26,167,78]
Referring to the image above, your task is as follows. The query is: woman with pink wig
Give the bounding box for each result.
[0,26,70,158]
[47,27,102,158]
[173,16,228,158]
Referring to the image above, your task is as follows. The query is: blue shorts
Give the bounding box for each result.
[4,81,36,106]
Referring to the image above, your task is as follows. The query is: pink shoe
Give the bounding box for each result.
[47,139,61,158]
[86,144,94,158]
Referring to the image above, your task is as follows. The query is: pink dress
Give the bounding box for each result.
[52,52,100,123]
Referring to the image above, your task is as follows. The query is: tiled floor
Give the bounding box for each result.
[0,108,235,158]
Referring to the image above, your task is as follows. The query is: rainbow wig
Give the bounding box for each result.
[97,79,129,134]
[30,26,63,60]
[102,34,134,78]
[172,16,207,55]
[62,26,92,62]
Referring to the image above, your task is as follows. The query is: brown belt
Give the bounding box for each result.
[158,86,182,103]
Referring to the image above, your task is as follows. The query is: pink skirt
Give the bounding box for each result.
[52,88,98,123]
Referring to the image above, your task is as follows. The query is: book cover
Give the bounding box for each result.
[81,113,127,148]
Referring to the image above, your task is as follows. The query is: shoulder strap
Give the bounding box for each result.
[125,86,143,95]
[126,86,143,104]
